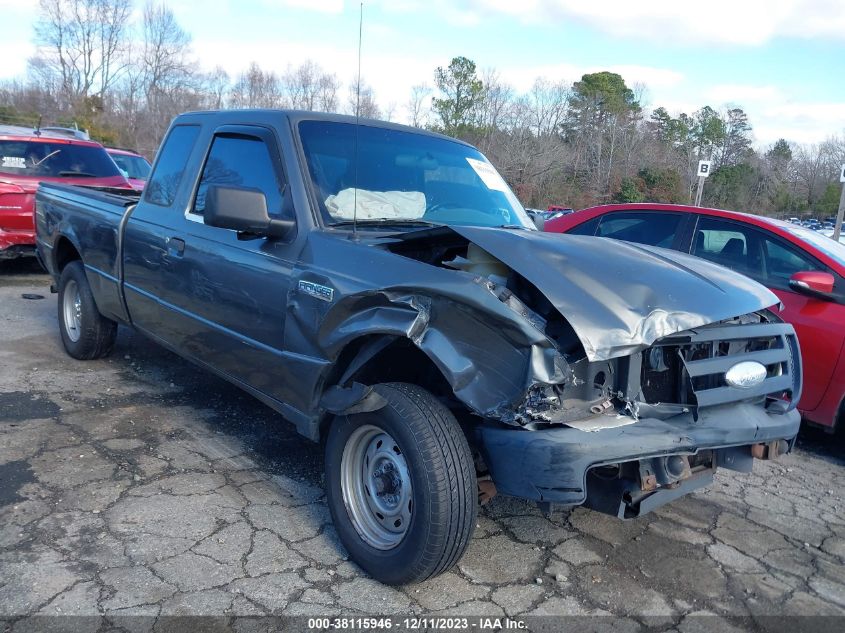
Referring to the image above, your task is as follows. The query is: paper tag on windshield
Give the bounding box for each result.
[466,157,509,192]
[2,156,26,169]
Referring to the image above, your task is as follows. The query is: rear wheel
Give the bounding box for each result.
[58,261,117,360]
[325,382,477,585]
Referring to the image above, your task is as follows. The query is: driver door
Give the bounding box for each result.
[168,125,300,403]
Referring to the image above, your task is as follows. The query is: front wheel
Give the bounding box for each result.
[325,382,477,585]
[58,261,117,360]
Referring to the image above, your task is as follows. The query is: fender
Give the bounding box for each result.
[303,287,572,425]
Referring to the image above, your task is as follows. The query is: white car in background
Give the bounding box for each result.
[820,228,845,243]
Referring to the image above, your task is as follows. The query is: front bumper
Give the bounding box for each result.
[477,403,800,516]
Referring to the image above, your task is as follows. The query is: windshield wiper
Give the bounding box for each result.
[33,150,61,166]
[58,171,97,178]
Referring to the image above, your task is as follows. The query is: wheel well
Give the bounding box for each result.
[353,340,455,401]
[54,237,81,272]
[318,338,470,439]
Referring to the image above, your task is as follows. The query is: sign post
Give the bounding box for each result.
[694,160,712,207]
[834,164,845,242]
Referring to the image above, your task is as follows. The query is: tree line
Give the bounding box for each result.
[2,0,843,217]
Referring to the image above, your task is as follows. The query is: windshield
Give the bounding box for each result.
[784,225,845,266]
[298,120,533,229]
[0,140,122,178]
[110,153,151,180]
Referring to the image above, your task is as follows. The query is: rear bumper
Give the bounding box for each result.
[1,197,36,257]
[477,403,800,514]
[0,228,37,258]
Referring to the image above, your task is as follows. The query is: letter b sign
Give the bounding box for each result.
[698,160,712,178]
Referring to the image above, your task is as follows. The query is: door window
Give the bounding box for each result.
[763,236,824,287]
[595,212,683,248]
[693,216,824,289]
[567,216,600,236]
[144,125,200,207]
[692,217,763,277]
[193,134,289,219]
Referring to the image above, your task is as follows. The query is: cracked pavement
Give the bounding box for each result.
[1,262,845,629]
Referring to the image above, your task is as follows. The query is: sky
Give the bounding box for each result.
[2,0,844,146]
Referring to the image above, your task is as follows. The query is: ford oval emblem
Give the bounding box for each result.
[725,361,767,389]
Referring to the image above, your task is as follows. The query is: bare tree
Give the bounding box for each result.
[793,142,839,209]
[230,62,283,109]
[140,2,192,100]
[382,101,397,122]
[477,69,515,131]
[31,0,133,103]
[317,72,340,113]
[125,2,198,146]
[283,60,339,112]
[524,77,569,137]
[406,83,431,127]
[196,66,230,110]
[347,77,380,119]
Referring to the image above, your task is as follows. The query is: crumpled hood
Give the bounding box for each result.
[450,226,780,361]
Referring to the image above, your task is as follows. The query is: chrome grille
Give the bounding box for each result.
[642,320,801,413]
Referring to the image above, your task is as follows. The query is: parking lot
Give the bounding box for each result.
[2,261,845,629]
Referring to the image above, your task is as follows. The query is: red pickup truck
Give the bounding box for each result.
[0,125,131,259]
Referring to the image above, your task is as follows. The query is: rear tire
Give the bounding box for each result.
[325,382,477,585]
[835,400,845,447]
[58,261,117,360]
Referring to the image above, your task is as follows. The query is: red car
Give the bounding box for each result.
[0,125,132,259]
[546,203,845,434]
[106,147,152,191]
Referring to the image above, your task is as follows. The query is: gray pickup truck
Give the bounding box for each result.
[36,110,802,585]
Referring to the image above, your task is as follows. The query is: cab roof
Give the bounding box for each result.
[173,109,473,147]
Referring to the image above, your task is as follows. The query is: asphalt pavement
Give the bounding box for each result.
[1,259,844,631]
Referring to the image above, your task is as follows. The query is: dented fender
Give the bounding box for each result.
[306,284,571,423]
[283,225,783,438]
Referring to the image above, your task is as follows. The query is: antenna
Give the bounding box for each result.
[351,1,363,241]
[34,114,42,137]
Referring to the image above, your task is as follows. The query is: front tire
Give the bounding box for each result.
[325,382,477,585]
[58,261,117,360]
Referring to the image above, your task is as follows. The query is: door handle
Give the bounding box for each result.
[166,237,185,256]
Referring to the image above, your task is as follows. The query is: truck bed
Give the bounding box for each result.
[35,183,140,324]
[39,182,141,207]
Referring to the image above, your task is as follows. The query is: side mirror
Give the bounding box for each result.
[789,270,835,300]
[204,185,295,239]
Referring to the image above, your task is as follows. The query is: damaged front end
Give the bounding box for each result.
[306,225,793,429]
[340,223,792,429]
[298,225,801,518]
[476,311,802,518]
[309,230,617,429]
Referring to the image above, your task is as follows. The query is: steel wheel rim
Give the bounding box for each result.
[63,279,82,343]
[340,424,413,550]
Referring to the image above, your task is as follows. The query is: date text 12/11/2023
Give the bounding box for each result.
[306,617,528,630]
